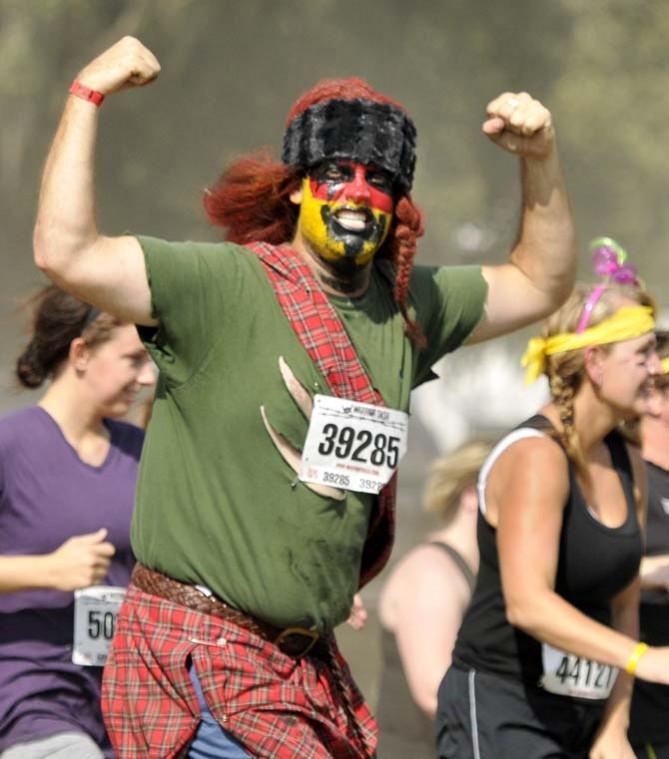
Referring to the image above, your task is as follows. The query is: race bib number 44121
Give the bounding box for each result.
[299,395,409,495]
[540,643,617,700]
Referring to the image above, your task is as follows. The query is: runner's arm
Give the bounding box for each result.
[466,92,577,343]
[0,529,115,593]
[588,580,639,759]
[33,37,160,326]
[490,438,660,676]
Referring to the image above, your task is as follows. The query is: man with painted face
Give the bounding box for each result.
[298,160,393,271]
[33,37,576,759]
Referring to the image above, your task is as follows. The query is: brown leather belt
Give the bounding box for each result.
[131,563,328,659]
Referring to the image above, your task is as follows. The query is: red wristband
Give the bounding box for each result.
[69,80,105,107]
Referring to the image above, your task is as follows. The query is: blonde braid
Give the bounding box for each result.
[548,366,589,484]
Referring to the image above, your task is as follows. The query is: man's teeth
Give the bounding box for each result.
[335,210,367,231]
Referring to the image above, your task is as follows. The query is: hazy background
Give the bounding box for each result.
[2,0,668,705]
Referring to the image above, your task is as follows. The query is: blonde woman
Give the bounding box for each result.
[437,241,669,759]
[377,440,492,759]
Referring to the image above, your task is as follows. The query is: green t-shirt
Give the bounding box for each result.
[132,238,487,630]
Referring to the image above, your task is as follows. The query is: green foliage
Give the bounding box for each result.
[1,0,668,297]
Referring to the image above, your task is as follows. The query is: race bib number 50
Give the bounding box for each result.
[72,586,126,667]
[299,395,409,495]
[540,643,617,700]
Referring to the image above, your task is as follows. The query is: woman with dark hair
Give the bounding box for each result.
[437,242,669,758]
[628,331,669,759]
[0,286,154,758]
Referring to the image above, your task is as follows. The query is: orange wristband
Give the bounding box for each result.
[69,80,105,107]
[626,642,649,675]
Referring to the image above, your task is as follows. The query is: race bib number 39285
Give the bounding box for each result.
[299,395,409,495]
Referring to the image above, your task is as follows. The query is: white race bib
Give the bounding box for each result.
[540,643,617,700]
[299,395,409,495]
[72,586,126,667]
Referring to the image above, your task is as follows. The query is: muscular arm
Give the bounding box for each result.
[467,92,577,344]
[33,37,160,325]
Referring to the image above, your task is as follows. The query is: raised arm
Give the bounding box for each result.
[467,91,577,344]
[33,37,160,326]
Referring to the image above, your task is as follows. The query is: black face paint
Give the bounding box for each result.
[320,205,387,263]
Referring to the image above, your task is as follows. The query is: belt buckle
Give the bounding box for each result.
[273,626,319,658]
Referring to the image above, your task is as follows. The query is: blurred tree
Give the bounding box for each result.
[1,0,668,403]
[552,0,669,284]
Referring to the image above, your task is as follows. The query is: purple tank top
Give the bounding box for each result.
[0,406,143,754]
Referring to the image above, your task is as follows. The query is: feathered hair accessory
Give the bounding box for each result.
[575,237,639,334]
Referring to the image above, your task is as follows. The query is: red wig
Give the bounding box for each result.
[204,77,426,345]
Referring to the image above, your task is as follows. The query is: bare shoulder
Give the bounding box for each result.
[383,543,452,589]
[401,542,466,577]
[491,433,567,483]
[486,433,569,524]
[379,543,468,627]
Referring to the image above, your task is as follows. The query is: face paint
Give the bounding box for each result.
[297,160,394,269]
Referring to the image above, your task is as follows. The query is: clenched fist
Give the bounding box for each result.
[76,36,160,96]
[483,91,554,160]
[47,528,116,591]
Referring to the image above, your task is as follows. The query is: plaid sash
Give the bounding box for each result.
[248,241,396,587]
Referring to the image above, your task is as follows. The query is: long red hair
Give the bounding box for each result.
[204,78,426,345]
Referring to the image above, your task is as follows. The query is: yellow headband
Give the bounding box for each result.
[522,305,655,384]
[662,356,669,375]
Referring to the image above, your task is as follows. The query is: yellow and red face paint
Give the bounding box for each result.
[297,160,394,269]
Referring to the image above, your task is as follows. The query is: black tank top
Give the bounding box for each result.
[639,461,669,608]
[452,415,643,688]
[629,461,669,744]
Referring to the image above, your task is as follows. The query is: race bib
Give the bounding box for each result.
[299,395,409,495]
[72,586,126,666]
[540,643,617,700]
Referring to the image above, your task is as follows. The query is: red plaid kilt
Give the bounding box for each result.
[102,585,377,758]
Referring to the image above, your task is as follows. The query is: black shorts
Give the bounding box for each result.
[436,665,606,759]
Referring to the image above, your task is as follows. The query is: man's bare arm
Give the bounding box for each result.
[467,91,577,344]
[34,37,161,325]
